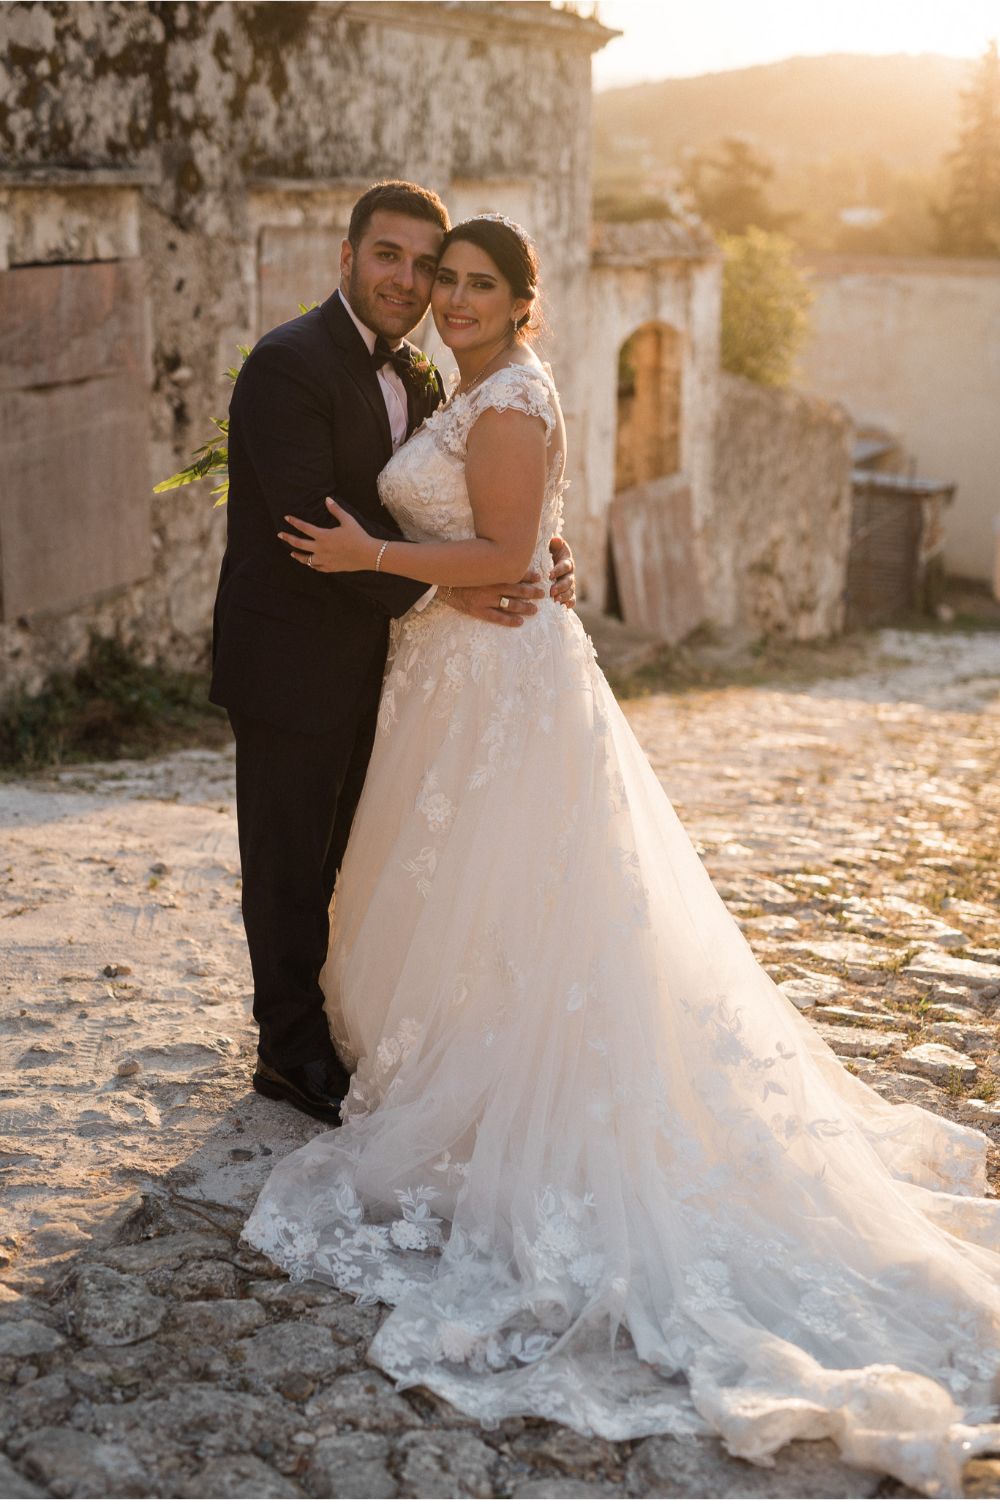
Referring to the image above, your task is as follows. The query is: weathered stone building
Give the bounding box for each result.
[1,0,857,710]
[0,0,613,701]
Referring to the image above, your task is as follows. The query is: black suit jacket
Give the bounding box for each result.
[210,292,443,736]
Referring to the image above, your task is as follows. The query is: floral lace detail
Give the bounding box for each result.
[244,1147,1000,1484]
[364,372,579,920]
[431,363,558,455]
[415,770,454,833]
[378,361,566,582]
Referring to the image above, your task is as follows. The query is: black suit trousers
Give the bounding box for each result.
[229,675,381,1071]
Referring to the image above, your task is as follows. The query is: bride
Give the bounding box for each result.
[243,215,1000,1495]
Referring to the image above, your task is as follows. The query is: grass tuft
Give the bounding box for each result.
[0,636,229,775]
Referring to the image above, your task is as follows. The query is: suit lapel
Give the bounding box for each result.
[319,292,392,459]
[404,357,421,437]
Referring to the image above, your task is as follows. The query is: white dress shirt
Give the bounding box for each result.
[337,290,436,611]
[337,289,409,452]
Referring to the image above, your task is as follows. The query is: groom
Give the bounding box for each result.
[211,180,575,1124]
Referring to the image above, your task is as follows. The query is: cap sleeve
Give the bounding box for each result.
[438,364,555,458]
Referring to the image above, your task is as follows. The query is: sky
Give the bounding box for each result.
[591,0,1000,90]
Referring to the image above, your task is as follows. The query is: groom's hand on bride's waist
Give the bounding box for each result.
[442,575,545,626]
[442,537,575,626]
[548,535,576,610]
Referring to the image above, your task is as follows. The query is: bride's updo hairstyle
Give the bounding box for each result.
[441,214,543,341]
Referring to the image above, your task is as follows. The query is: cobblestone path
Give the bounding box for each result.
[2,628,999,1498]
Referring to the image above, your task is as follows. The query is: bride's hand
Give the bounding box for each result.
[278,498,379,573]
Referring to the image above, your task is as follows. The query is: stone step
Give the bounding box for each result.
[897,1042,978,1084]
[905,950,1000,992]
[812,1024,908,1059]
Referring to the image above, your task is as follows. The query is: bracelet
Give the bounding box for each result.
[374,540,390,573]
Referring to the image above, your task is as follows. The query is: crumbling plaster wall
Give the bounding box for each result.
[0,0,606,700]
[711,372,853,641]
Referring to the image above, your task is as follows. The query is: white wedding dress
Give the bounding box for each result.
[242,363,1000,1495]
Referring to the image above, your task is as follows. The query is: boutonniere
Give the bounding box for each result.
[407,350,440,399]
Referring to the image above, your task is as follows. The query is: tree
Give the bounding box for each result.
[682,136,793,236]
[937,39,1000,256]
[720,228,813,387]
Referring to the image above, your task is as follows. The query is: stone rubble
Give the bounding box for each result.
[897,1042,980,1085]
[812,1023,911,1059]
[1,626,998,1497]
[777,973,845,1009]
[904,951,1000,990]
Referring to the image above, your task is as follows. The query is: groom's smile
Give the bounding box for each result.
[340,208,444,342]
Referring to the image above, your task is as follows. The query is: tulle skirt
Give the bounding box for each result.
[242,598,1000,1496]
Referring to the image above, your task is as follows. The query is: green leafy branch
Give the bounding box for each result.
[154,304,317,506]
[152,344,248,507]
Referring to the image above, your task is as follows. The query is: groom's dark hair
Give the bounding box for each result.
[348,181,450,249]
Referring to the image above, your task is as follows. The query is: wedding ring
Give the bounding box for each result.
[499,595,511,610]
[307,557,314,568]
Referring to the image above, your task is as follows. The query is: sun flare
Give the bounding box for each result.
[594,0,1000,89]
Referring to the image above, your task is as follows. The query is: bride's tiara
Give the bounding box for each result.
[466,212,534,247]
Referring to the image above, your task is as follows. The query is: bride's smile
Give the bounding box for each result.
[432,239,532,378]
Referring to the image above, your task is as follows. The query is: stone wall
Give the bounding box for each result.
[0,0,611,703]
[798,254,1000,584]
[710,373,853,641]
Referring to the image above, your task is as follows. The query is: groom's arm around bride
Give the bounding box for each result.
[209,178,574,1117]
[211,290,432,739]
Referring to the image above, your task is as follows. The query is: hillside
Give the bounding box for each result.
[594,52,970,178]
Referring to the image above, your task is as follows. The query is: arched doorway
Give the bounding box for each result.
[615,322,683,491]
[607,322,684,616]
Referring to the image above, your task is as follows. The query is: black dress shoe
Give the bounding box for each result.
[252,1055,348,1124]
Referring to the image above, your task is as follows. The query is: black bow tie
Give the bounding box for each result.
[372,337,413,380]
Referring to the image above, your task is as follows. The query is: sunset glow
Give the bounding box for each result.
[594,0,1000,89]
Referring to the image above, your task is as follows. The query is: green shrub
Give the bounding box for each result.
[720,227,813,387]
[0,637,228,773]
